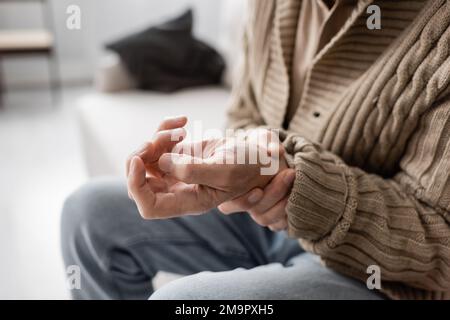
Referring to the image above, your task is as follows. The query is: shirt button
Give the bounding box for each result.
[313,111,321,118]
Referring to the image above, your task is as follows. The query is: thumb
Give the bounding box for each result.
[127,156,157,218]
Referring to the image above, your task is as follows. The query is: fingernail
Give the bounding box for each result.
[267,142,280,158]
[283,171,296,185]
[171,128,186,142]
[248,190,262,204]
[164,115,186,122]
[137,142,152,157]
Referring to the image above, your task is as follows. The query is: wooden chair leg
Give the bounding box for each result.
[0,57,3,109]
[48,51,61,106]
[42,0,61,107]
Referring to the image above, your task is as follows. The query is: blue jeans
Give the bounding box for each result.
[61,178,383,300]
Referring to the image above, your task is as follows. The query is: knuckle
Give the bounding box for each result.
[139,210,152,220]
[268,225,279,232]
[220,209,233,215]
[138,207,158,220]
[252,214,270,226]
[256,220,268,227]
[139,141,152,152]
[218,203,233,214]
[181,164,194,181]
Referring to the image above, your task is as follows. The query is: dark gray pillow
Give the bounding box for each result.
[106,9,225,92]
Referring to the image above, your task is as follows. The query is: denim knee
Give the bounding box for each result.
[149,272,215,300]
[60,178,132,263]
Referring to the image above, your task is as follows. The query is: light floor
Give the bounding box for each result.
[0,86,89,299]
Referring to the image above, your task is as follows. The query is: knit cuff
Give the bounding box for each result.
[282,136,350,241]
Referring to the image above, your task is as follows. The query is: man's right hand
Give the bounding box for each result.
[125,115,188,198]
[126,116,187,178]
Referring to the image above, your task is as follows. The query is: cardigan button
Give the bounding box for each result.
[313,111,321,118]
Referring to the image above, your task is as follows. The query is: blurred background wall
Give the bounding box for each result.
[0,0,222,88]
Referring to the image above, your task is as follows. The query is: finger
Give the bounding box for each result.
[250,169,295,214]
[128,175,169,200]
[158,153,222,187]
[153,128,186,155]
[126,142,152,178]
[142,128,187,176]
[169,140,213,158]
[218,188,264,214]
[145,176,169,193]
[268,218,288,232]
[128,155,222,218]
[126,115,187,177]
[249,198,288,227]
[126,128,186,177]
[127,156,198,219]
[165,182,219,215]
[127,156,157,218]
[141,182,220,218]
[157,115,188,131]
[267,141,285,158]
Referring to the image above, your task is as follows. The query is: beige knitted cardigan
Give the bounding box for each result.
[227,0,450,300]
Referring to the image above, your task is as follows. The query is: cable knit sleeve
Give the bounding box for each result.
[282,97,450,294]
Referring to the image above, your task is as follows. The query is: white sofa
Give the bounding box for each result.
[77,87,230,176]
[77,0,245,177]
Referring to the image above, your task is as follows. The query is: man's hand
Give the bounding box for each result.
[127,124,288,219]
[126,115,188,179]
[218,168,295,231]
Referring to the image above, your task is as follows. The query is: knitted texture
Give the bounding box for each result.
[227,0,450,299]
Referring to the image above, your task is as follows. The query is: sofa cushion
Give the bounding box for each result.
[77,87,230,177]
[95,51,137,92]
